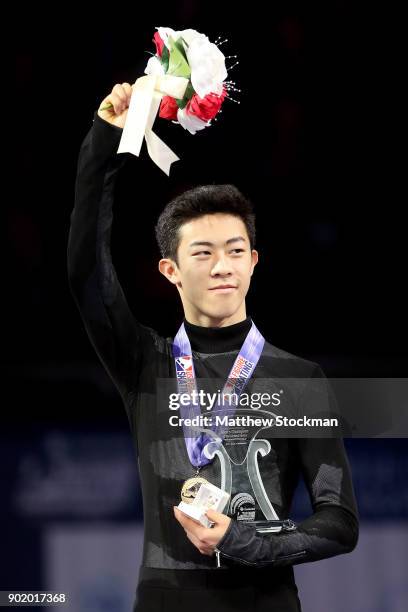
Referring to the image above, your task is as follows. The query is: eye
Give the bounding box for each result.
[230,248,245,254]
[193,251,211,256]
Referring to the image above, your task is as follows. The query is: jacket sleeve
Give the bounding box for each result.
[216,437,359,567]
[67,113,151,402]
[216,367,359,567]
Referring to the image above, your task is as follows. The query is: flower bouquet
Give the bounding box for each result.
[114,27,239,175]
[146,27,234,134]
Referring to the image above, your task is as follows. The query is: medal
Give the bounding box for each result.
[181,466,211,503]
[181,472,211,504]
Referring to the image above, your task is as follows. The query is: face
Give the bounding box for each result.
[159,213,258,327]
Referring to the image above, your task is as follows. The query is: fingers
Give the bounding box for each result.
[173,507,216,556]
[174,507,203,537]
[112,82,132,114]
[122,82,133,97]
[185,529,214,556]
[100,82,133,115]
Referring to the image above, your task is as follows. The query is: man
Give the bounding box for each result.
[68,82,358,612]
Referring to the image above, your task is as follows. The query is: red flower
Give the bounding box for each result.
[159,96,179,120]
[153,32,165,57]
[186,87,227,122]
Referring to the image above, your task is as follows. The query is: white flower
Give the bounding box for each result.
[156,27,204,50]
[144,56,165,76]
[154,27,227,98]
[178,29,207,47]
[186,37,227,98]
[177,107,210,135]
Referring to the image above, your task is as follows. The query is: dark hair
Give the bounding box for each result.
[155,184,256,263]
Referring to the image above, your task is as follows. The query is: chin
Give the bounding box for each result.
[205,307,238,322]
[195,295,244,324]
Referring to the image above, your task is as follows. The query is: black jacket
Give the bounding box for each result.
[68,113,359,572]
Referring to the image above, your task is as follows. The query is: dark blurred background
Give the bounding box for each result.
[6,2,407,611]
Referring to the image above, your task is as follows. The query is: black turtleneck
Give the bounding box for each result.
[184,317,252,353]
[69,114,359,588]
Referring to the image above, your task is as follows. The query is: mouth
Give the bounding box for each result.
[209,285,237,293]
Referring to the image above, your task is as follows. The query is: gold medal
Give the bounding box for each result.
[181,469,211,504]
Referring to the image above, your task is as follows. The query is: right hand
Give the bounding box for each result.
[97,82,134,129]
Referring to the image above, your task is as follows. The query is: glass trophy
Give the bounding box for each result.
[186,407,295,533]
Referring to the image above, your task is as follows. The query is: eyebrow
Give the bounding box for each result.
[188,236,247,248]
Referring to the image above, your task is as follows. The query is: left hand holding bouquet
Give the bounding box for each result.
[98,82,134,129]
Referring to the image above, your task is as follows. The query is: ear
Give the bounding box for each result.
[158,258,180,285]
[250,249,258,276]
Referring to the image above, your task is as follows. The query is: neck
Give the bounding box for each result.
[183,305,247,329]
[183,316,253,353]
[187,315,244,328]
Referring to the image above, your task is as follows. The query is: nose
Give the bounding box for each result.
[210,253,233,276]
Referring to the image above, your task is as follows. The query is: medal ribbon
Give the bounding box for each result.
[172,321,265,469]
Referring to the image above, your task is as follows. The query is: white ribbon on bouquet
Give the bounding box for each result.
[117,74,188,175]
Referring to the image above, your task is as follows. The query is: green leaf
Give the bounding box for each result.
[160,45,169,73]
[167,36,191,79]
[175,81,195,110]
[173,37,189,62]
[175,98,185,109]
[183,81,195,101]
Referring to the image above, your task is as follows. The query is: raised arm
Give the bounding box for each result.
[67,83,150,401]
